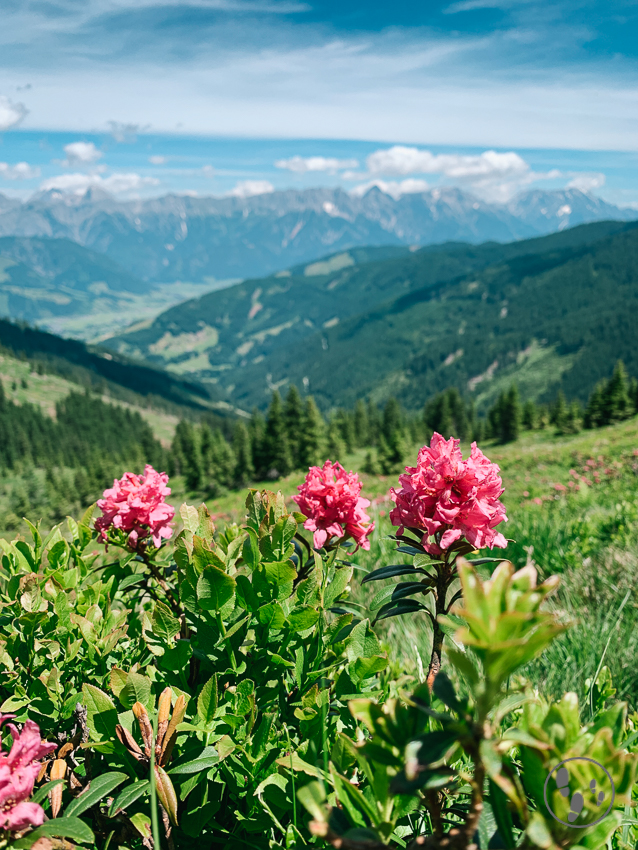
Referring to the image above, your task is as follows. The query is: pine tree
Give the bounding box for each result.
[172,421,202,490]
[232,421,254,487]
[283,385,304,468]
[210,429,235,489]
[551,391,568,435]
[299,397,324,469]
[603,361,631,423]
[447,388,469,441]
[363,449,379,475]
[334,409,356,454]
[584,383,605,428]
[353,399,369,447]
[501,385,521,443]
[366,399,382,446]
[629,377,638,415]
[326,421,345,462]
[249,409,268,478]
[263,391,292,478]
[522,400,537,431]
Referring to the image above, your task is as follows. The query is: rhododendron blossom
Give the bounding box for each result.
[0,715,56,832]
[294,460,374,550]
[95,464,175,549]
[390,433,507,555]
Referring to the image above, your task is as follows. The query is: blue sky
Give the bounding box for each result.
[1,0,637,204]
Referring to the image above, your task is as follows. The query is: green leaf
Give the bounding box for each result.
[488,778,516,850]
[235,574,260,612]
[264,560,297,586]
[346,620,381,662]
[261,515,297,561]
[374,599,426,622]
[109,668,128,700]
[152,600,180,641]
[64,771,127,817]
[130,812,152,839]
[82,684,118,741]
[109,780,150,816]
[352,655,387,680]
[432,671,464,713]
[197,674,218,726]
[324,566,353,609]
[19,818,94,846]
[120,672,152,710]
[30,779,64,805]
[197,566,236,611]
[287,605,320,631]
[168,754,220,774]
[362,564,430,583]
[257,601,286,629]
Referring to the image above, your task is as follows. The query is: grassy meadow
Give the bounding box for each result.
[194,417,638,710]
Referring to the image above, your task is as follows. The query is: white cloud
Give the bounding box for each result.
[366,146,530,181]
[40,171,160,195]
[226,179,274,198]
[361,146,566,202]
[201,164,215,177]
[62,141,103,166]
[0,161,40,180]
[567,173,606,192]
[275,155,359,173]
[0,96,27,131]
[149,155,167,165]
[350,178,430,199]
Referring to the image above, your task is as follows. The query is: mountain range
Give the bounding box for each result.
[0,186,634,284]
[103,219,638,412]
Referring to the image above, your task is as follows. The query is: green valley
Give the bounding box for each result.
[104,218,638,411]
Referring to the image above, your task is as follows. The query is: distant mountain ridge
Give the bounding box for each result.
[0,186,633,283]
[103,218,638,412]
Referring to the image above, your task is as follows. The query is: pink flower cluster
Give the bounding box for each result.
[0,715,56,832]
[294,460,374,550]
[390,433,508,555]
[95,464,175,550]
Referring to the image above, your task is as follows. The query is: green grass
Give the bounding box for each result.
[196,417,638,709]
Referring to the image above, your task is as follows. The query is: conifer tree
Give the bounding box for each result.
[172,421,202,490]
[551,391,568,435]
[326,421,345,462]
[299,396,324,468]
[584,383,605,428]
[603,360,632,423]
[366,399,382,446]
[210,429,236,489]
[334,409,356,454]
[283,385,304,468]
[232,421,254,487]
[353,399,369,447]
[501,384,521,443]
[249,408,268,478]
[522,399,537,431]
[263,391,292,477]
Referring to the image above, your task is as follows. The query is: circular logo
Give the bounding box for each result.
[543,757,615,828]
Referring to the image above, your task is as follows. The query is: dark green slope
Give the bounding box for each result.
[0,318,228,414]
[103,219,638,410]
[231,223,638,410]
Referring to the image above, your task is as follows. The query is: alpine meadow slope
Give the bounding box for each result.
[104,218,638,411]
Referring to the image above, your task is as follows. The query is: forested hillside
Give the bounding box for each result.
[0,317,230,412]
[105,218,638,411]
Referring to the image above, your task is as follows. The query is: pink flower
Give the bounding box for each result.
[532,497,543,506]
[389,433,508,556]
[293,460,374,550]
[95,465,175,550]
[0,715,56,833]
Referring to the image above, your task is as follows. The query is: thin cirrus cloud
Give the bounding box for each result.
[40,171,160,195]
[275,155,359,173]
[149,155,167,165]
[0,162,41,180]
